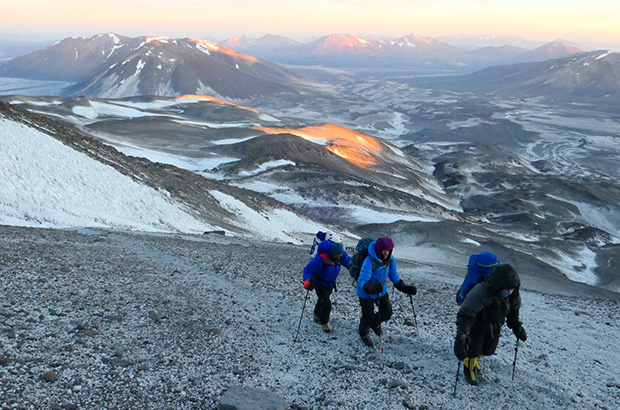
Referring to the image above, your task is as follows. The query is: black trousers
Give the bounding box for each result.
[359,293,392,337]
[468,322,501,357]
[313,285,333,325]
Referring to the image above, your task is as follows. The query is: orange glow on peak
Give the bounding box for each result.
[176,94,260,113]
[252,123,382,170]
[227,35,245,47]
[190,38,258,62]
[408,34,438,45]
[145,35,172,43]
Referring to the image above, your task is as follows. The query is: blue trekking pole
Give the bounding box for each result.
[512,339,520,380]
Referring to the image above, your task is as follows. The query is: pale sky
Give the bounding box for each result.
[2,0,619,49]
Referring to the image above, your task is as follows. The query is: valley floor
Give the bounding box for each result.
[0,226,618,409]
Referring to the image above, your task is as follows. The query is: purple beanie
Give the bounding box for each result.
[375,237,394,255]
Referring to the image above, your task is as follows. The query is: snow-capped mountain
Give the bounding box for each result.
[298,33,468,68]
[220,33,302,52]
[65,37,318,99]
[522,41,584,62]
[409,50,620,100]
[217,34,588,73]
[308,34,376,54]
[0,33,323,99]
[0,33,143,81]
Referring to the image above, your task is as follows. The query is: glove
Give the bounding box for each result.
[363,281,384,295]
[303,278,315,291]
[394,280,416,295]
[512,323,527,341]
[453,331,469,361]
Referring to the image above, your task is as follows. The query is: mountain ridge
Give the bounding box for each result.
[0,33,325,99]
[219,33,583,71]
[403,50,620,101]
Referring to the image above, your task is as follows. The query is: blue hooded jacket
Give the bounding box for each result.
[303,240,351,289]
[356,241,402,299]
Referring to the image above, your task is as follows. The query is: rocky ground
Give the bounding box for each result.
[1,225,619,409]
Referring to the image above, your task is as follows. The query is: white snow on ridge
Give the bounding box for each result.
[171,119,249,129]
[0,118,215,233]
[71,101,165,120]
[554,248,599,286]
[596,51,610,60]
[208,190,322,243]
[107,139,239,171]
[349,205,441,224]
[211,136,260,145]
[135,59,146,76]
[239,160,296,177]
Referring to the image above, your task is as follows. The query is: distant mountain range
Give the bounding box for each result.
[1,32,617,103]
[404,50,620,101]
[0,33,322,99]
[0,37,53,61]
[220,33,584,71]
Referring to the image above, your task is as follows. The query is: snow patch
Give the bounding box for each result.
[71,101,163,120]
[208,190,321,243]
[239,160,296,177]
[595,51,610,60]
[0,118,214,233]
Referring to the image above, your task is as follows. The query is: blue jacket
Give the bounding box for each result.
[303,241,351,289]
[356,241,402,299]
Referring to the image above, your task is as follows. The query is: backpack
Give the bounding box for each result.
[309,231,342,258]
[456,251,499,305]
[309,231,327,257]
[348,237,375,281]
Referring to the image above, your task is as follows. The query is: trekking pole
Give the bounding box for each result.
[294,289,310,343]
[378,334,385,362]
[408,294,420,337]
[511,339,520,380]
[453,361,461,397]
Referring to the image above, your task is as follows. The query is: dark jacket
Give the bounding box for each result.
[456,264,522,336]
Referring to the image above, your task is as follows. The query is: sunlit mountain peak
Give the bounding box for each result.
[252,123,382,170]
[315,34,371,53]
[404,34,442,45]
[189,38,258,62]
[145,35,173,44]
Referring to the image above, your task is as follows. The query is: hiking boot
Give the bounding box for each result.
[313,315,320,324]
[463,356,481,386]
[321,324,331,333]
[371,323,383,337]
[361,335,374,347]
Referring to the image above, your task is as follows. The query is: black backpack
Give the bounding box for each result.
[348,237,374,281]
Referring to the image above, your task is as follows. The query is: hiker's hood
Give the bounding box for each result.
[486,264,520,294]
